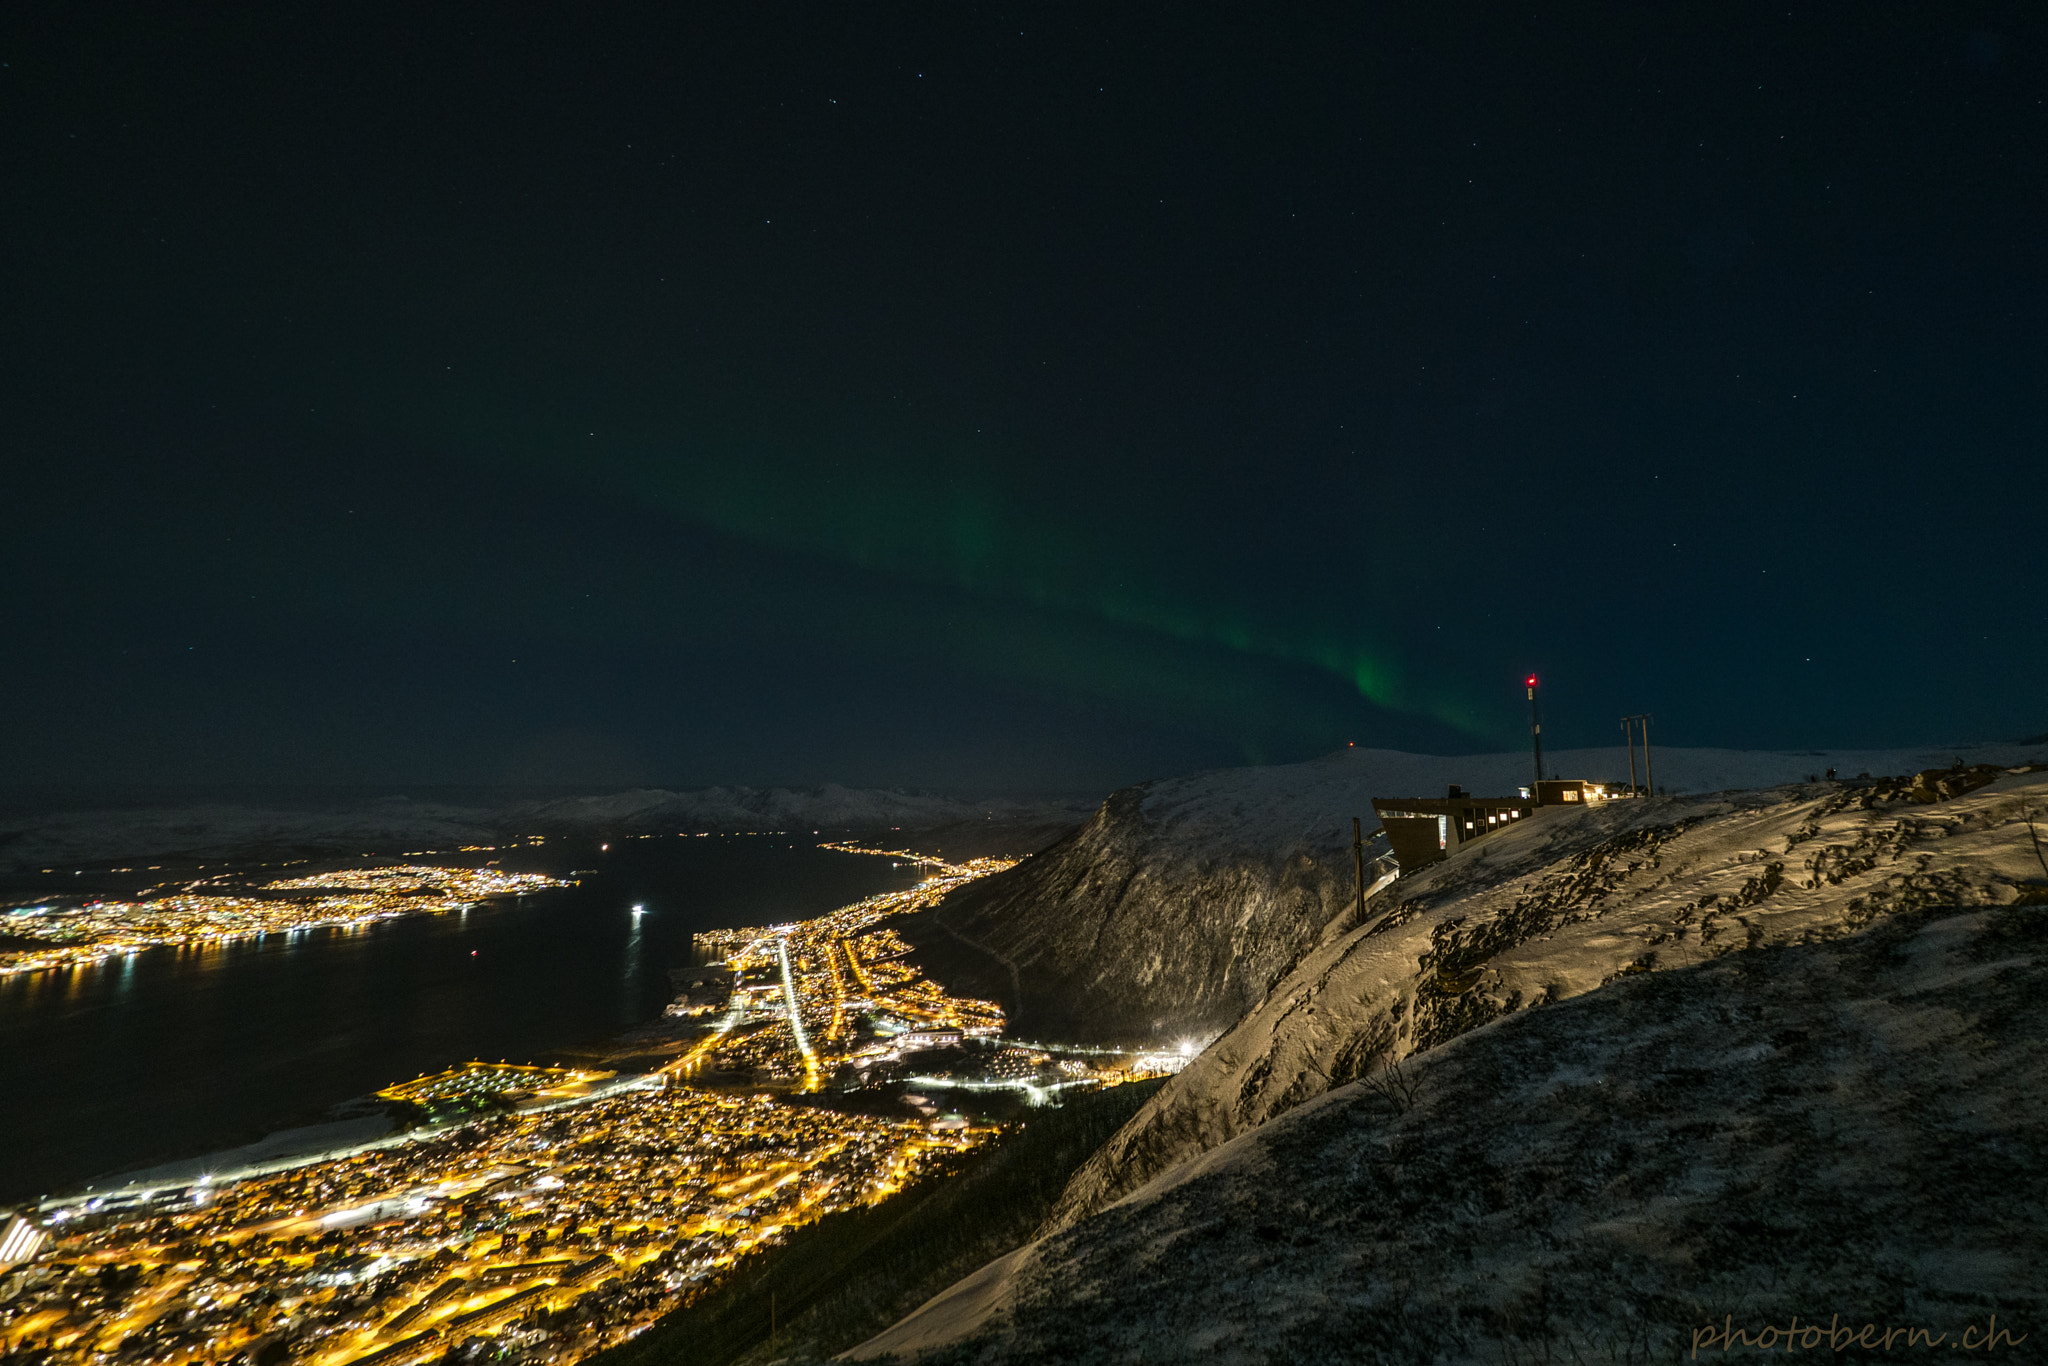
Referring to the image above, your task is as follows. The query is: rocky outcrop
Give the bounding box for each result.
[892,778,1396,1046]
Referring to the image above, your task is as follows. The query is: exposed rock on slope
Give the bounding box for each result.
[893,783,1396,1044]
[850,898,2048,1363]
[1042,771,2048,1234]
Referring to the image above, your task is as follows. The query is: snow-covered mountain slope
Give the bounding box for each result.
[895,785,1398,1044]
[891,742,2046,1046]
[1042,769,2048,1234]
[848,896,2048,1363]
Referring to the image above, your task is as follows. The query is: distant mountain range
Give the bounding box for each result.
[0,784,1089,874]
[513,783,1081,839]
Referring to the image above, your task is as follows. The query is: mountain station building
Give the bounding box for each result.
[1372,780,1625,871]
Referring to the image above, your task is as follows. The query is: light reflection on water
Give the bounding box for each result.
[0,838,919,1202]
[624,909,645,989]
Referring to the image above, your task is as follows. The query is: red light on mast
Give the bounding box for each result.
[1525,675,1539,687]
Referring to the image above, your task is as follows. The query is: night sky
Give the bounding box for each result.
[4,4,2043,796]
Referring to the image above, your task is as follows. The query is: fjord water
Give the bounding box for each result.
[0,837,922,1203]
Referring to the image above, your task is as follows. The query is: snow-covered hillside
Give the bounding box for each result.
[1044,768,2048,1233]
[891,741,2047,1045]
[849,891,2048,1363]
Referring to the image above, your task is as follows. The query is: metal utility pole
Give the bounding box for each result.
[1644,714,1654,796]
[1622,714,1654,796]
[1353,817,1367,921]
[1526,676,1544,802]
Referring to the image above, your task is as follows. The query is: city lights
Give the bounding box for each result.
[1,867,572,978]
[0,844,1170,1366]
[1,1089,968,1366]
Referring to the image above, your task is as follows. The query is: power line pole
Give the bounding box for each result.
[1526,675,1544,800]
[1644,714,1654,796]
[1621,713,1654,797]
[1353,817,1367,921]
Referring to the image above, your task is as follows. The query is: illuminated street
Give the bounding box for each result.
[681,850,1016,1090]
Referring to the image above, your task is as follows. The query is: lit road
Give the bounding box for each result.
[688,852,1015,1091]
[774,936,820,1089]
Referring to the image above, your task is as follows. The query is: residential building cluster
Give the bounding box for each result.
[1,1087,977,1366]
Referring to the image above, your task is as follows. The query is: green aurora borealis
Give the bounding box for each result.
[430,388,1504,758]
[4,5,2044,790]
